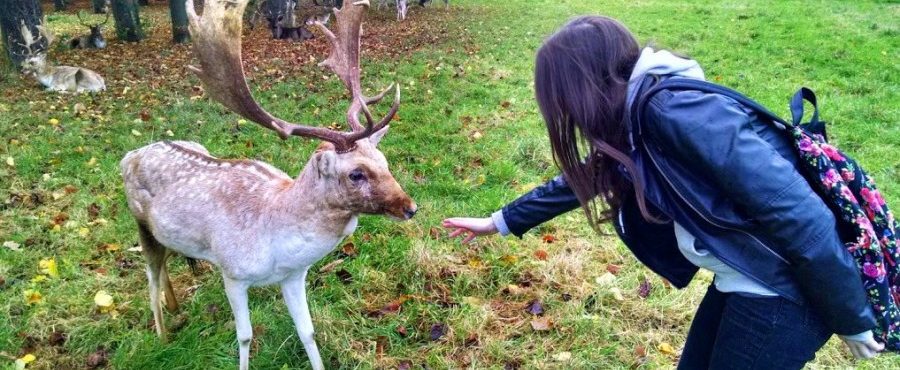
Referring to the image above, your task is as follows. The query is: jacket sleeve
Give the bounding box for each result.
[500,176,582,238]
[644,90,876,335]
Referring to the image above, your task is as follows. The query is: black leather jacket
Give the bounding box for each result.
[499,77,876,335]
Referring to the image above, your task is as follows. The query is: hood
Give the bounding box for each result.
[625,47,705,110]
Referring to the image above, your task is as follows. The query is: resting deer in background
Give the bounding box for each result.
[120,1,414,369]
[16,21,106,93]
[69,11,109,49]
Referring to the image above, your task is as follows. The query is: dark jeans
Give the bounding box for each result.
[678,285,834,370]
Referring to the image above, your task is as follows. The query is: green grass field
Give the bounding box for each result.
[1,0,897,369]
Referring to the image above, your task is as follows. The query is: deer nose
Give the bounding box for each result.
[403,205,418,220]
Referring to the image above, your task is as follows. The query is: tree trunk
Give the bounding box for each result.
[92,0,107,14]
[138,0,148,6]
[111,0,143,42]
[53,0,67,11]
[169,0,189,43]
[0,0,47,68]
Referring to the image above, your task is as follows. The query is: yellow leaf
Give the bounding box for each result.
[51,224,61,232]
[165,130,175,137]
[6,157,14,167]
[658,342,677,356]
[39,258,59,278]
[78,228,90,237]
[462,296,482,306]
[24,289,42,305]
[31,275,48,284]
[131,129,142,136]
[15,353,36,369]
[499,254,518,265]
[467,258,483,268]
[94,290,114,308]
[86,157,97,167]
[48,118,59,125]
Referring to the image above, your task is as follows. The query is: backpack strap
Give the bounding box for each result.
[634,77,790,131]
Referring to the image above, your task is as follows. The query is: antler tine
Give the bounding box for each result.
[101,11,111,26]
[77,11,89,27]
[314,0,400,133]
[185,0,362,151]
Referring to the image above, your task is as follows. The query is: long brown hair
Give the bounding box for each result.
[535,16,656,227]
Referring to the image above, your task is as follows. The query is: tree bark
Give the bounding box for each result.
[111,0,143,42]
[92,0,107,13]
[0,0,47,68]
[138,0,148,6]
[53,0,67,11]
[169,0,190,43]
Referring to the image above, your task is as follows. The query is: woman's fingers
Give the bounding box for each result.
[461,231,477,244]
[448,228,467,238]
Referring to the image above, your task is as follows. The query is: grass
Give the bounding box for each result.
[0,0,897,369]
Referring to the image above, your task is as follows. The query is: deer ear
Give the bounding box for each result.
[369,125,389,147]
[316,150,337,177]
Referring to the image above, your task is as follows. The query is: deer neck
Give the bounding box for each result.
[272,163,357,238]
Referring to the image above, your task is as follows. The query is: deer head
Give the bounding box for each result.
[186,0,415,220]
[77,11,109,48]
[15,20,52,77]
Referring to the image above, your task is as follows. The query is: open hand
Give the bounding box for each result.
[839,331,884,359]
[442,217,498,244]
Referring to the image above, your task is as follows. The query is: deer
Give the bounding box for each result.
[69,11,109,49]
[119,1,415,369]
[16,21,106,93]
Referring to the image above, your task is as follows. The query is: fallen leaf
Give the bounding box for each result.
[465,332,479,347]
[533,249,548,261]
[499,254,518,265]
[552,351,571,362]
[606,264,621,275]
[15,353,35,370]
[525,299,544,315]
[52,212,69,225]
[462,296,482,306]
[30,275,47,284]
[86,347,108,369]
[370,296,409,317]
[24,289,42,305]
[397,360,412,370]
[6,157,14,167]
[39,258,59,278]
[375,336,388,359]
[94,290,114,308]
[429,323,446,341]
[340,243,357,256]
[3,241,21,251]
[100,243,120,252]
[610,287,625,301]
[504,284,526,296]
[638,278,652,299]
[319,259,344,273]
[131,129,142,136]
[48,331,67,346]
[530,317,552,331]
[78,228,90,238]
[595,272,617,286]
[541,234,555,243]
[658,342,677,356]
[87,203,101,220]
[395,325,408,337]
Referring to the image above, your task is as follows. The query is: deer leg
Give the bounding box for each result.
[224,277,252,370]
[160,261,179,312]
[138,223,168,342]
[281,270,324,370]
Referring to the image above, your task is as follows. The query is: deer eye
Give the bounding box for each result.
[348,169,367,183]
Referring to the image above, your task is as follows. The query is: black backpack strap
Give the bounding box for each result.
[634,77,789,130]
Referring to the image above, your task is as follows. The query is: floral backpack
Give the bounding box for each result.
[647,79,900,351]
